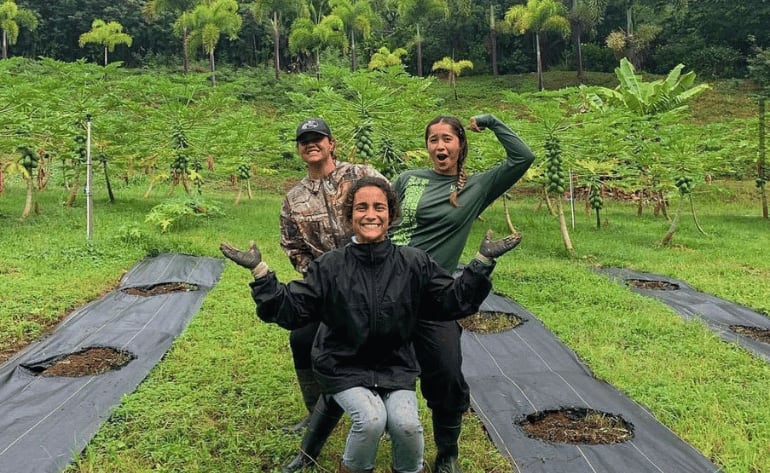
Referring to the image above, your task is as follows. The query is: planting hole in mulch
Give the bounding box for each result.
[626,279,680,291]
[122,282,199,296]
[22,347,135,377]
[459,311,523,333]
[730,324,770,343]
[518,407,634,445]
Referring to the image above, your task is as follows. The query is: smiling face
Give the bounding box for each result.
[426,122,463,176]
[297,132,336,177]
[350,185,390,243]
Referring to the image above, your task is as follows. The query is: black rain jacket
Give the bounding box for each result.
[250,238,493,394]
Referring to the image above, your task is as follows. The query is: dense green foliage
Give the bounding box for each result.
[4,0,770,80]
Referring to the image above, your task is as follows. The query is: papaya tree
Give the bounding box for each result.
[7,146,39,219]
[586,58,710,219]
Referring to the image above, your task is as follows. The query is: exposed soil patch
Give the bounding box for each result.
[459,311,523,333]
[519,407,634,445]
[122,282,199,296]
[25,347,134,377]
[626,279,680,291]
[730,325,770,343]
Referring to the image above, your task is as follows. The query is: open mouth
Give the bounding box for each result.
[436,154,449,161]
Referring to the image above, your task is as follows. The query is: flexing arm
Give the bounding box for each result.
[471,114,536,207]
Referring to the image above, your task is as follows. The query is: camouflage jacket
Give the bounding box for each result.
[280,161,385,274]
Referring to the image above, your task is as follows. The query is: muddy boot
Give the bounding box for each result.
[283,368,322,433]
[282,395,344,472]
[432,410,463,473]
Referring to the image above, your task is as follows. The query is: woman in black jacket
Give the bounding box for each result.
[220,176,520,473]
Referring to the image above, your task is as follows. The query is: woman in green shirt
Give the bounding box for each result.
[390,114,535,473]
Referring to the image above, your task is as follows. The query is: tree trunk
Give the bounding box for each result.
[574,27,584,82]
[21,178,34,220]
[65,174,80,207]
[350,31,357,71]
[416,25,423,77]
[103,159,114,203]
[757,97,768,218]
[273,12,280,80]
[490,6,498,78]
[2,31,7,59]
[661,196,684,246]
[103,46,108,66]
[209,49,216,86]
[555,197,574,257]
[182,29,190,74]
[535,33,544,91]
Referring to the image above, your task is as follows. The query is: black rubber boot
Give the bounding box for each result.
[432,410,463,473]
[282,394,344,472]
[283,368,323,433]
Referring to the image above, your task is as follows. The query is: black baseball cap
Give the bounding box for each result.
[295,118,332,140]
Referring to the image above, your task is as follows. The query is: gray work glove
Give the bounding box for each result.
[220,241,269,278]
[476,229,522,262]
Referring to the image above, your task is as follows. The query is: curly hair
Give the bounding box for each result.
[342,176,401,229]
[424,115,468,207]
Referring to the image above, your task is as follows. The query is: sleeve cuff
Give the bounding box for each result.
[251,261,270,279]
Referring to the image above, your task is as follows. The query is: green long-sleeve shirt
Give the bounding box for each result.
[390,114,535,271]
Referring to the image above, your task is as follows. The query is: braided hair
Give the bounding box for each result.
[425,116,468,207]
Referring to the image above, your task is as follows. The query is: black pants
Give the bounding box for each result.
[413,319,470,413]
[289,321,320,370]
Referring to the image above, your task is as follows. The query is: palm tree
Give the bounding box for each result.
[505,0,570,91]
[394,0,448,77]
[184,0,243,86]
[249,0,303,80]
[431,56,473,101]
[142,0,198,74]
[0,0,38,59]
[329,0,376,71]
[78,19,133,66]
[567,0,608,81]
[288,9,346,75]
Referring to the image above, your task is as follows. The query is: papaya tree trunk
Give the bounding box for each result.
[661,196,684,246]
[21,178,34,220]
[555,197,574,257]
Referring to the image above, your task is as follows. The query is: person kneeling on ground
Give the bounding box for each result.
[220,176,521,473]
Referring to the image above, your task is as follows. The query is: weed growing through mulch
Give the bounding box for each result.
[519,407,634,444]
[459,311,523,333]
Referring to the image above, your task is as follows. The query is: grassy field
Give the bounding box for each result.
[1,67,769,472]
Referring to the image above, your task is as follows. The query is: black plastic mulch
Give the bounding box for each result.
[0,253,224,473]
[461,292,722,473]
[597,267,770,363]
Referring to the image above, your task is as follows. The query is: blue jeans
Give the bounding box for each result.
[333,387,424,473]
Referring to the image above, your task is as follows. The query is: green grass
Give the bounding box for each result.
[1,175,769,473]
[1,63,768,472]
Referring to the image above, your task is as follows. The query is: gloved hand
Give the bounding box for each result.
[476,229,522,262]
[220,241,269,278]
